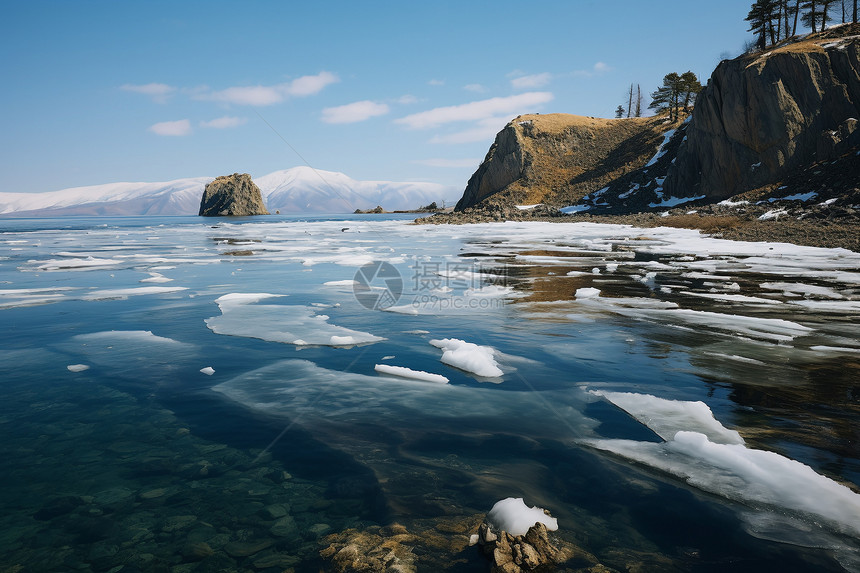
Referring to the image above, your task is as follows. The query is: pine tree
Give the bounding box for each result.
[793,0,802,33]
[615,105,625,119]
[801,0,824,31]
[649,73,683,121]
[680,72,703,111]
[747,1,772,49]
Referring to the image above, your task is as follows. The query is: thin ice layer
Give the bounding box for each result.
[205,293,383,347]
[587,392,860,537]
[591,432,860,537]
[592,390,744,445]
[211,359,596,437]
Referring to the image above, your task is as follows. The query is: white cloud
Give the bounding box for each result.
[510,73,552,89]
[572,62,612,77]
[321,100,390,124]
[396,95,419,105]
[120,83,175,103]
[148,119,191,136]
[199,72,339,106]
[428,79,445,86]
[395,92,554,129]
[429,116,511,145]
[287,71,340,96]
[464,84,486,92]
[200,116,247,129]
[413,158,480,168]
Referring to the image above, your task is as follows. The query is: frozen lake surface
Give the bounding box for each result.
[1,214,859,571]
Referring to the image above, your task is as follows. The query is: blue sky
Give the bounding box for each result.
[3,0,756,195]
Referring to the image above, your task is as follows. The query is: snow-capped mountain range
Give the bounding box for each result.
[0,167,457,217]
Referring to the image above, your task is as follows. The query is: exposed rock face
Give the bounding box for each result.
[476,521,603,573]
[455,114,678,211]
[665,31,860,201]
[198,173,269,216]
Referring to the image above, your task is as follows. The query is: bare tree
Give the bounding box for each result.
[627,84,633,118]
[635,84,643,118]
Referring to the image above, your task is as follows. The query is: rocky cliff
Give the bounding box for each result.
[454,25,860,215]
[665,25,860,201]
[198,173,269,216]
[455,114,679,211]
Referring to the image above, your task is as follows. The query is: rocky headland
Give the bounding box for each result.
[422,24,860,252]
[198,173,270,217]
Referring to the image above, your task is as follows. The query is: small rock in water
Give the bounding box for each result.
[309,522,332,537]
[34,496,83,520]
[259,503,288,520]
[224,538,273,558]
[181,541,214,561]
[138,488,168,500]
[269,515,298,538]
[476,519,592,573]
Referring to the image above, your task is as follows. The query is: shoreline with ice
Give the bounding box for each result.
[413,209,860,253]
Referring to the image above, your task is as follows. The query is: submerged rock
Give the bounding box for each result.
[198,173,269,217]
[320,527,417,573]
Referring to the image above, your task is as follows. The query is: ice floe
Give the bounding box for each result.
[211,359,596,437]
[429,338,503,378]
[200,366,215,375]
[206,293,383,347]
[81,286,188,300]
[66,364,90,372]
[374,364,449,384]
[587,393,860,537]
[591,391,744,444]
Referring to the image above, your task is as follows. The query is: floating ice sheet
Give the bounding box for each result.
[205,293,383,347]
[81,286,188,300]
[374,364,449,384]
[587,393,860,538]
[592,390,744,445]
[211,359,596,437]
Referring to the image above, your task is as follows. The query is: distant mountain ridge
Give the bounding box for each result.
[0,166,455,217]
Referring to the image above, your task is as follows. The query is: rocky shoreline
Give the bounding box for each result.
[415,200,860,252]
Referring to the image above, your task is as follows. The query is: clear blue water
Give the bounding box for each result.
[1,215,858,571]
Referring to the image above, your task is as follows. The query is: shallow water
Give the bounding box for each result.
[1,215,858,572]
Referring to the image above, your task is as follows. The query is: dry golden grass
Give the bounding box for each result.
[514,113,646,135]
[658,214,746,232]
[504,114,685,206]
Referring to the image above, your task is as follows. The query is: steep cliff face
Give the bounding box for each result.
[198,173,269,216]
[665,31,860,200]
[455,114,674,211]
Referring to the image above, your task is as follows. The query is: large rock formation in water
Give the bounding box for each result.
[198,173,269,216]
[665,28,860,201]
